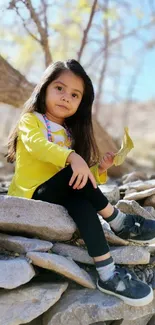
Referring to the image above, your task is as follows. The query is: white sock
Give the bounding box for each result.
[108,208,126,232]
[95,257,115,282]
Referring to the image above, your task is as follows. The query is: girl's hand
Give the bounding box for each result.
[98,152,115,174]
[67,152,97,190]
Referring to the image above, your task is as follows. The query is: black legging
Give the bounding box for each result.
[32,165,110,257]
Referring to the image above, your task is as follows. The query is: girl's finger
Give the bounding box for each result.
[104,153,114,161]
[69,172,78,186]
[89,172,97,189]
[105,152,115,159]
[77,174,88,189]
[73,174,84,189]
[108,152,116,158]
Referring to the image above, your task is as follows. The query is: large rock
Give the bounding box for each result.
[116,200,155,220]
[99,184,120,204]
[0,196,76,241]
[0,282,68,325]
[42,287,155,325]
[0,258,35,289]
[27,252,96,289]
[0,233,53,253]
[52,243,150,265]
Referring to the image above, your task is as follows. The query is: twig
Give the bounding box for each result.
[77,0,98,61]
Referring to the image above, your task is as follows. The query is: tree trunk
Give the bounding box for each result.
[0,55,34,107]
[0,55,132,177]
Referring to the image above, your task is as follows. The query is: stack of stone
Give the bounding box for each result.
[0,171,155,325]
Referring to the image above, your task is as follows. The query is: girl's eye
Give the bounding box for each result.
[56,86,63,91]
[72,93,78,98]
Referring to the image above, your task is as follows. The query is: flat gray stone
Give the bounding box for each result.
[0,233,53,253]
[124,188,155,201]
[99,185,120,204]
[52,243,150,265]
[116,200,155,220]
[0,258,35,289]
[110,246,150,265]
[0,282,68,325]
[122,172,148,184]
[120,180,155,191]
[27,252,96,289]
[52,243,94,265]
[0,195,76,241]
[42,288,155,325]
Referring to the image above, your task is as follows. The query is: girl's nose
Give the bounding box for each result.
[62,95,69,103]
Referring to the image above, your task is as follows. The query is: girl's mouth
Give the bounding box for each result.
[57,104,68,110]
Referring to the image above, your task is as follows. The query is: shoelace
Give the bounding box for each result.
[114,267,135,289]
[124,214,145,236]
[114,265,137,288]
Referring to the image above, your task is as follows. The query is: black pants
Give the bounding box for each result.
[32,165,110,257]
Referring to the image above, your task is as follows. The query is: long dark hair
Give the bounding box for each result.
[7,59,100,166]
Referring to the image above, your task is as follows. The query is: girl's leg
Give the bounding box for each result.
[64,194,110,258]
[32,167,153,306]
[32,175,110,258]
[32,170,114,277]
[32,165,110,211]
[33,165,155,244]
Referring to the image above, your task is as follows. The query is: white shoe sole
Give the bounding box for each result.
[97,282,154,307]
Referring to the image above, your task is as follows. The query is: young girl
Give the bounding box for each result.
[7,59,155,306]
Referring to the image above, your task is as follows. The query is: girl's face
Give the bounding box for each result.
[45,70,84,124]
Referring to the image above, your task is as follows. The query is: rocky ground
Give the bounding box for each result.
[1,159,155,324]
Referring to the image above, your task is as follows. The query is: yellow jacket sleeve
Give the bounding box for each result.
[18,113,74,168]
[90,164,107,185]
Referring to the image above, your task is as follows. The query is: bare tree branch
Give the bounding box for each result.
[77,0,98,61]
[41,0,48,35]
[86,18,155,69]
[94,0,110,117]
[9,0,52,67]
[11,6,40,42]
[24,0,52,66]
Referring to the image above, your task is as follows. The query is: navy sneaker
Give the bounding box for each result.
[97,266,153,306]
[113,214,155,244]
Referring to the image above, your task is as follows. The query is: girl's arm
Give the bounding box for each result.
[18,113,74,168]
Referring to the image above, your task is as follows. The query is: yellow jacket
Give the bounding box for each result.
[8,113,107,199]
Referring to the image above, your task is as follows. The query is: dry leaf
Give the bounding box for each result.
[113,127,134,166]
